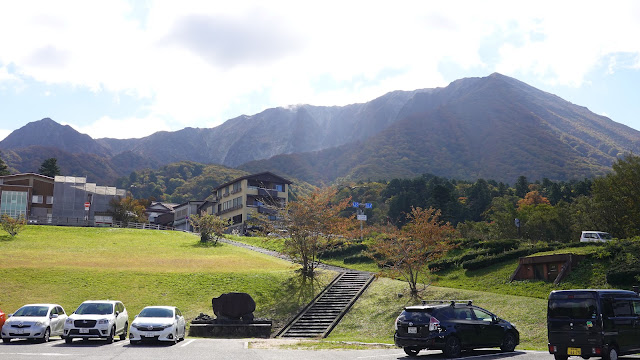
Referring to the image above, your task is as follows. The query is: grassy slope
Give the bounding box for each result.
[0,226,335,331]
[328,277,548,350]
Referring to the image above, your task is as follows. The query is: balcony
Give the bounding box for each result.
[219,204,243,215]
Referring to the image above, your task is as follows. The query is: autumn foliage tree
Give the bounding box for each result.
[109,196,148,226]
[370,207,455,297]
[281,187,355,277]
[0,214,26,237]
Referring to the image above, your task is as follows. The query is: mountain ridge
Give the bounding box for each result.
[2,73,638,185]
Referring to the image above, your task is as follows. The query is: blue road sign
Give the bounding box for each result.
[352,202,360,208]
[365,203,372,208]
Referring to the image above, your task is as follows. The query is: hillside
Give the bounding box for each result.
[2,73,639,185]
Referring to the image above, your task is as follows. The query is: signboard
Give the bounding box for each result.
[365,203,373,209]
[84,202,90,211]
[352,202,360,208]
[357,215,367,221]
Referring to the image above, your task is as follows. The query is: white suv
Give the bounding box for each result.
[64,300,128,344]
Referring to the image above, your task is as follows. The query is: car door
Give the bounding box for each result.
[176,308,185,338]
[471,308,504,346]
[116,303,126,333]
[631,300,640,352]
[610,298,634,353]
[452,307,478,346]
[49,307,60,335]
[56,306,67,335]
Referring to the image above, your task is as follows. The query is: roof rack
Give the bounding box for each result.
[421,300,473,306]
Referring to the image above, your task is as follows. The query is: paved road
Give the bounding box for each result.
[0,337,610,360]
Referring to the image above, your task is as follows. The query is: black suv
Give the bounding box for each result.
[394,300,519,357]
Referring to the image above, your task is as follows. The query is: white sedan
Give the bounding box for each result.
[1,304,67,343]
[129,306,186,345]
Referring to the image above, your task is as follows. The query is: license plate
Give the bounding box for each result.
[408,327,417,334]
[16,329,24,334]
[144,332,156,338]
[79,328,90,334]
[568,347,581,355]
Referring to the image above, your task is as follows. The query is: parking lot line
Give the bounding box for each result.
[112,340,128,346]
[180,339,196,347]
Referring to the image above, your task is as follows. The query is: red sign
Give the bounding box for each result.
[84,202,90,210]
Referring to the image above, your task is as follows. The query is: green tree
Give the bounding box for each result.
[590,154,640,238]
[0,151,10,176]
[515,176,529,198]
[0,214,26,237]
[109,196,147,226]
[38,158,61,177]
[189,213,230,243]
[485,195,520,239]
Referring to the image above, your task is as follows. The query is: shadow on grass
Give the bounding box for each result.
[190,240,224,248]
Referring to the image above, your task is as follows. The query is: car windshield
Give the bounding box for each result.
[548,299,597,319]
[138,308,173,318]
[398,309,432,323]
[75,303,113,315]
[13,306,49,317]
[599,232,612,240]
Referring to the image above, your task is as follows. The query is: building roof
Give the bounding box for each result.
[0,173,54,181]
[213,171,292,192]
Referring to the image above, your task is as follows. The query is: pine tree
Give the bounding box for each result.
[0,152,10,176]
[38,158,61,177]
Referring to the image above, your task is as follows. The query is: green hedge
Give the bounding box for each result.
[606,266,640,285]
[319,243,368,259]
[343,254,373,264]
[461,246,554,271]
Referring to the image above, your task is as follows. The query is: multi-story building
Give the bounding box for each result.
[0,173,126,225]
[0,173,54,220]
[206,172,291,232]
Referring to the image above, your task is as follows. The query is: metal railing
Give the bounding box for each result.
[26,216,178,231]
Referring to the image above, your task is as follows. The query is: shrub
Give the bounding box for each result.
[461,246,554,271]
[343,253,373,264]
[319,243,368,259]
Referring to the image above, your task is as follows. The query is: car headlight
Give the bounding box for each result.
[98,319,109,324]
[65,318,73,324]
[35,321,45,327]
[160,324,173,329]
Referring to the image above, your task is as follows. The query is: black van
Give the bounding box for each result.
[548,289,640,360]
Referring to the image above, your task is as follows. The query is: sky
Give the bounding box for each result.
[0,1,639,141]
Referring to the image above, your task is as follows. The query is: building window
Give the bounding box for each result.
[32,195,44,204]
[46,196,54,204]
[232,182,241,193]
[0,190,28,218]
[275,184,283,192]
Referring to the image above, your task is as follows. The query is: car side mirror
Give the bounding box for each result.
[115,311,119,316]
[134,315,138,318]
[50,314,59,319]
[7,314,12,318]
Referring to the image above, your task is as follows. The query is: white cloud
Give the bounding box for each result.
[1,0,639,136]
[71,115,172,140]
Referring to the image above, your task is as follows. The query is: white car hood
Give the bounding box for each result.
[132,317,173,326]
[69,314,113,321]
[4,316,48,325]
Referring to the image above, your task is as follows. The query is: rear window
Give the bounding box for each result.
[399,309,432,323]
[548,299,597,319]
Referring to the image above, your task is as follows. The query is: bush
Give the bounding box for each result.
[343,253,373,264]
[606,265,640,286]
[319,243,368,259]
[427,257,460,272]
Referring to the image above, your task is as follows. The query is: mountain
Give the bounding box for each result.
[2,73,639,186]
[239,73,640,184]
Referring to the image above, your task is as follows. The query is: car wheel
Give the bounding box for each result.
[106,326,115,344]
[120,323,128,341]
[64,337,72,344]
[172,331,178,345]
[2,338,10,343]
[443,336,462,358]
[42,327,51,343]
[403,347,420,356]
[180,325,186,341]
[500,331,517,352]
[604,346,618,360]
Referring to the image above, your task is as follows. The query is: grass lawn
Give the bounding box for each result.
[328,277,548,351]
[0,226,336,331]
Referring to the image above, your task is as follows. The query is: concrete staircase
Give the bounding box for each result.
[278,271,374,338]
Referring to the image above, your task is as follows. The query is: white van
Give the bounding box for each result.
[579,231,612,242]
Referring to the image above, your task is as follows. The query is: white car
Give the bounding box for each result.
[1,304,67,343]
[63,300,128,344]
[579,231,613,242]
[129,306,186,345]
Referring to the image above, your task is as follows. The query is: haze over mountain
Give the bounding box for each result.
[2,73,638,185]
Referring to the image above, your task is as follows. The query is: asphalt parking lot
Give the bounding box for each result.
[0,337,585,360]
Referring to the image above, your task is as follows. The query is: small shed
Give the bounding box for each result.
[510,253,584,285]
